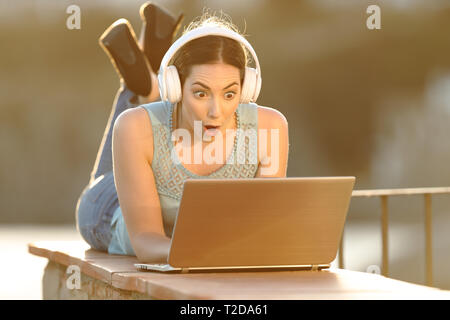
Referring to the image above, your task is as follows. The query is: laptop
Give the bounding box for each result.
[135,177,355,273]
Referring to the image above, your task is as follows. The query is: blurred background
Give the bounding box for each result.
[1,0,450,298]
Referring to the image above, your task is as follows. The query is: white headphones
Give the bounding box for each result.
[158,25,262,104]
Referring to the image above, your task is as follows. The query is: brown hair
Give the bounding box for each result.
[170,10,250,89]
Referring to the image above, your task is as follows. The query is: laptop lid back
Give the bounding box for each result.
[168,177,355,268]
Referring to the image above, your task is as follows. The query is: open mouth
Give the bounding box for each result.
[204,125,219,130]
[203,125,221,137]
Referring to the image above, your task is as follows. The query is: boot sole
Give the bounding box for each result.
[99,19,152,96]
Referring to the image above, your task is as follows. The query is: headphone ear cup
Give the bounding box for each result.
[165,65,182,104]
[240,67,258,104]
[253,70,262,102]
[157,70,167,101]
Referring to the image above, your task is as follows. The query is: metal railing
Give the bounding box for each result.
[338,187,450,287]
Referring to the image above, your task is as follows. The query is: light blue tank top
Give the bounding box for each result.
[108,100,259,255]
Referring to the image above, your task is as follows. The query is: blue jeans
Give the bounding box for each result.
[75,84,138,252]
[76,171,118,252]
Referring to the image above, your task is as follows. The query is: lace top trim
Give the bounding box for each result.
[142,101,259,200]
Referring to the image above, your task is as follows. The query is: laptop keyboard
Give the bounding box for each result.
[135,263,178,272]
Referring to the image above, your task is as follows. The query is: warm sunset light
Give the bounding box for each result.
[2,0,450,307]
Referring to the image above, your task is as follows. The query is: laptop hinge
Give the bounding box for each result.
[311,265,319,271]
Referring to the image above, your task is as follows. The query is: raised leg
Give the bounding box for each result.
[89,84,138,183]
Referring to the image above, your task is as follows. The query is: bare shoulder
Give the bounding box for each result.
[113,106,153,162]
[114,106,150,132]
[256,105,288,130]
[254,105,290,178]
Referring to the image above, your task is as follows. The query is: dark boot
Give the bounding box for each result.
[99,18,152,97]
[138,2,184,72]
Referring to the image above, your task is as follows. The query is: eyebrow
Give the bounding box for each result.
[192,81,239,90]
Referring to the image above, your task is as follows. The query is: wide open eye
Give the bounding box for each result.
[224,91,236,100]
[193,91,208,98]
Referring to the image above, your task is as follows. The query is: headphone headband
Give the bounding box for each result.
[158,25,262,103]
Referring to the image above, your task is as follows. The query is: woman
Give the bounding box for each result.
[76,8,289,263]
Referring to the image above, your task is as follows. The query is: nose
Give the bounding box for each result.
[207,96,222,119]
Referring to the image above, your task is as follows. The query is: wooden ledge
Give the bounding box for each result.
[28,241,450,300]
[28,241,139,286]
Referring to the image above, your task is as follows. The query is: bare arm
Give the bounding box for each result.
[112,107,170,263]
[255,106,289,178]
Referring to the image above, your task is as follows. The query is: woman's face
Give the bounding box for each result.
[179,62,241,141]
